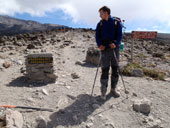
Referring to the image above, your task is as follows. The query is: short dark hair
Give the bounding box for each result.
[99,6,111,15]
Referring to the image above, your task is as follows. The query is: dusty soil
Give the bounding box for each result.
[0,29,170,128]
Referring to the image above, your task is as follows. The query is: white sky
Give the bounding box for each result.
[0,0,170,32]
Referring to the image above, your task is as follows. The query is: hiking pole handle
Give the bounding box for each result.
[0,105,17,108]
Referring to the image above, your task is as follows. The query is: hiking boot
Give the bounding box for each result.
[110,88,120,98]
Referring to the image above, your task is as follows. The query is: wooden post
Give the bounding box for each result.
[131,39,134,63]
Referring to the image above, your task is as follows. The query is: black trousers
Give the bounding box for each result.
[100,47,120,91]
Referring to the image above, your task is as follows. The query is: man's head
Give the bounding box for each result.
[99,6,111,20]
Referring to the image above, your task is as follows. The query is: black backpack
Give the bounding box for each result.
[99,16,122,42]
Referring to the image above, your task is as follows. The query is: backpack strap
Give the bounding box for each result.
[99,20,103,41]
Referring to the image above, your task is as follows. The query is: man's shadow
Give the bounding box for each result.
[36,93,113,128]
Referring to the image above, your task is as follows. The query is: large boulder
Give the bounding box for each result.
[86,47,100,65]
[133,98,151,115]
[0,109,23,128]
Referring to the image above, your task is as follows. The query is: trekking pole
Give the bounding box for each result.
[0,105,54,112]
[91,55,101,96]
[112,50,129,95]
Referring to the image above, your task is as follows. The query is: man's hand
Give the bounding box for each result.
[99,45,105,50]
[109,43,116,49]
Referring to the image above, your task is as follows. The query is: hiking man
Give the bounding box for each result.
[95,6,123,100]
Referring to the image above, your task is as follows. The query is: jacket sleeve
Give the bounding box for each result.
[95,23,101,47]
[115,21,123,46]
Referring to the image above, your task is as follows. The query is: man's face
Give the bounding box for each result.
[99,10,108,20]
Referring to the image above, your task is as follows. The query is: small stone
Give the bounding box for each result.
[36,116,46,128]
[56,96,69,109]
[131,68,143,77]
[17,60,23,65]
[165,77,170,82]
[86,122,93,128]
[75,61,83,65]
[71,72,80,79]
[89,117,95,122]
[42,89,49,96]
[65,86,71,89]
[98,114,103,118]
[151,91,156,94]
[132,93,138,97]
[20,67,26,73]
[73,115,78,122]
[3,61,12,68]
[27,44,35,49]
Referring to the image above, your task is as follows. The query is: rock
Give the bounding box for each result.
[56,96,69,109]
[132,93,138,97]
[165,77,170,82]
[0,110,6,127]
[133,98,151,115]
[71,72,80,79]
[86,122,93,128]
[119,61,128,71]
[27,44,35,49]
[5,109,23,128]
[104,123,115,128]
[36,116,46,128]
[14,41,23,46]
[86,47,100,65]
[131,68,144,77]
[73,115,78,122]
[42,89,49,96]
[143,116,162,128]
[3,61,12,68]
[16,60,23,65]
[75,61,84,65]
[151,91,156,94]
[98,114,103,118]
[20,67,26,73]
[71,46,76,48]
[0,59,5,68]
[152,52,164,58]
[65,86,71,89]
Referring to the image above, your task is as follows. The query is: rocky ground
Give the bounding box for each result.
[0,29,170,128]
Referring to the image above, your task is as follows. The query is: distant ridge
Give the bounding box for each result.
[0,15,66,36]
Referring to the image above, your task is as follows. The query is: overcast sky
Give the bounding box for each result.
[0,0,170,33]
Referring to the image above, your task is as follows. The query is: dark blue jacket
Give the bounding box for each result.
[95,16,123,48]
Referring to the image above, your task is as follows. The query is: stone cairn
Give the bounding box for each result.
[86,47,100,65]
[25,53,57,83]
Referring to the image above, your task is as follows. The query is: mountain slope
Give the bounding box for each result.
[0,15,63,36]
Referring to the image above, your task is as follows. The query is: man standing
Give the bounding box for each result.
[95,6,122,100]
